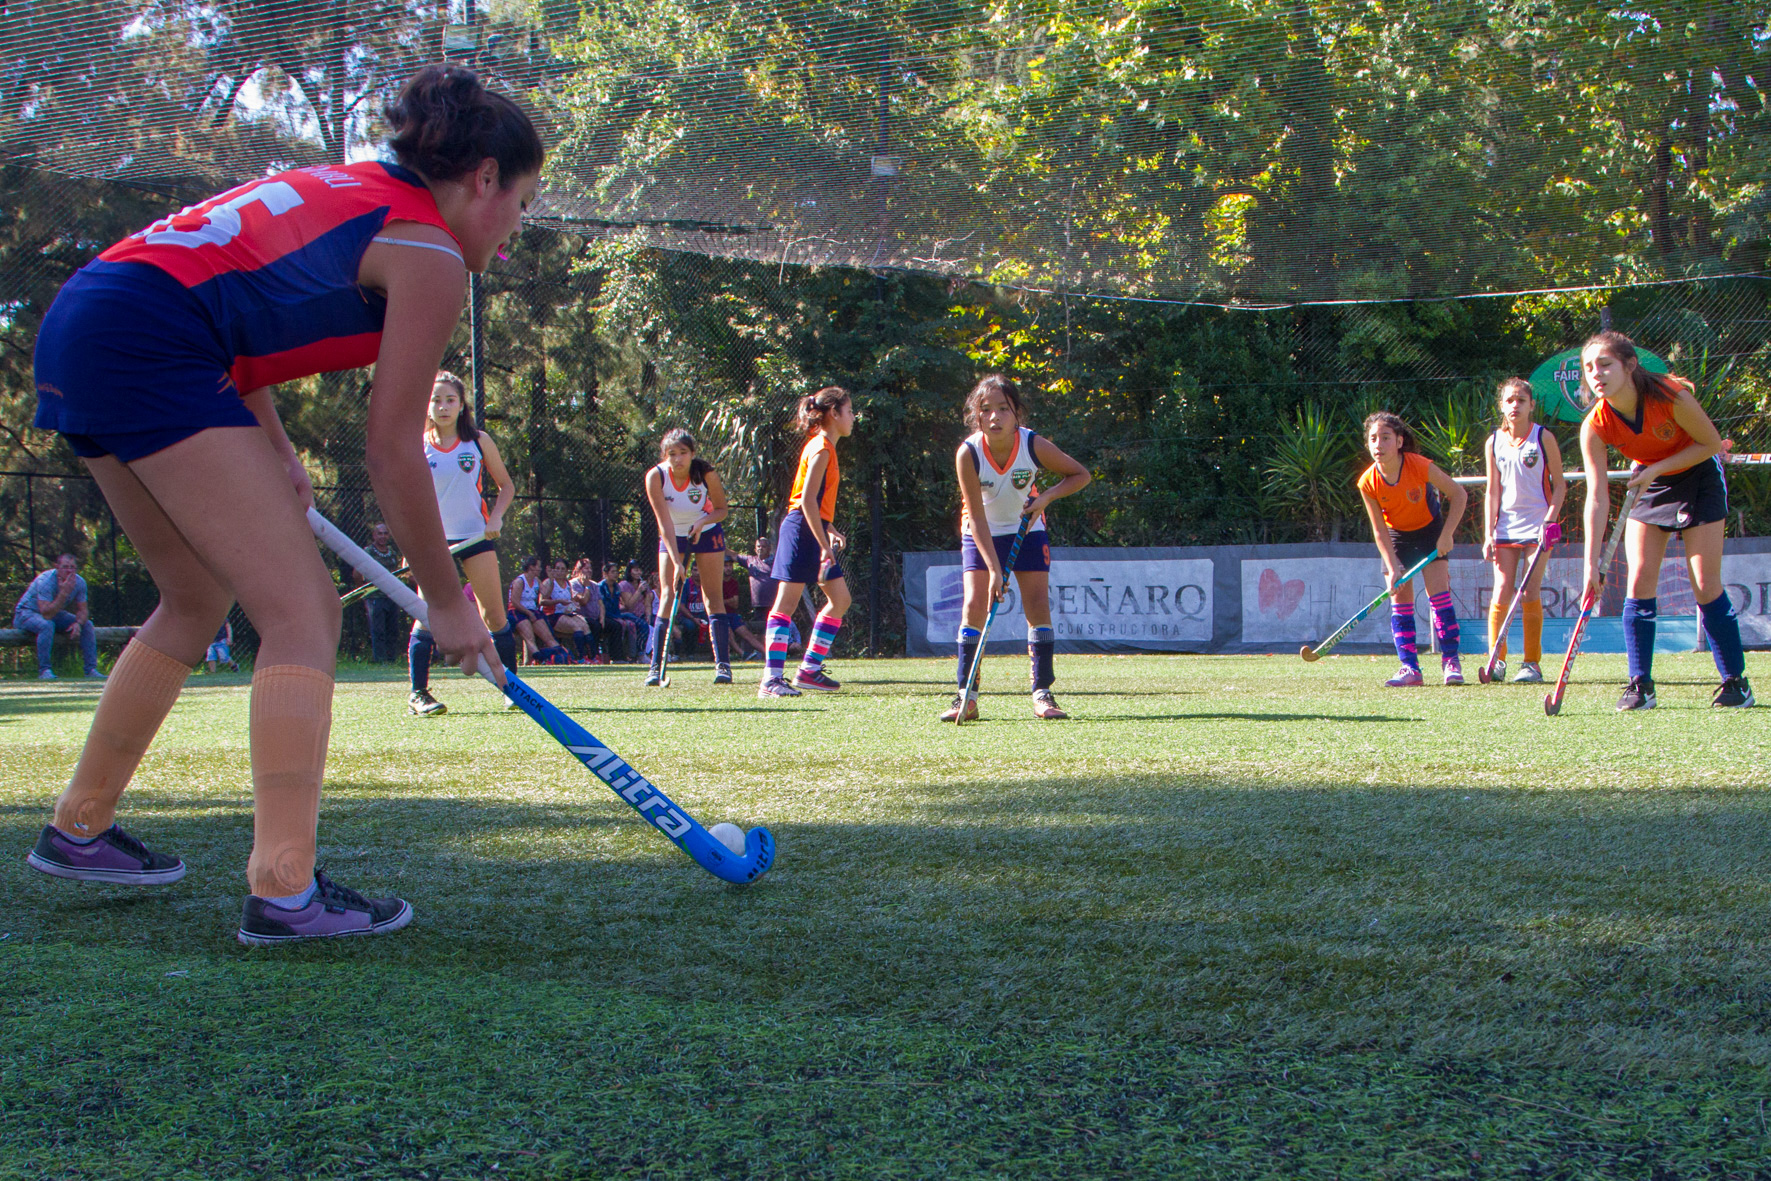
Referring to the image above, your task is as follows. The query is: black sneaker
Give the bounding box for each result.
[238,869,412,947]
[1616,676,1657,712]
[26,823,187,885]
[1713,676,1756,709]
[713,663,733,685]
[408,689,446,717]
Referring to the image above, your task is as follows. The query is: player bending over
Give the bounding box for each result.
[25,65,540,944]
[1578,331,1752,710]
[643,429,736,686]
[943,375,1090,721]
[1356,412,1469,686]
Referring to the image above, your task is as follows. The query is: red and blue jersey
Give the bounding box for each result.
[96,161,458,394]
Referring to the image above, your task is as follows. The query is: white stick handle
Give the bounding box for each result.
[308,507,429,624]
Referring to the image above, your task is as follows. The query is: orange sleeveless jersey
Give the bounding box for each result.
[1589,394,1697,473]
[789,434,839,522]
[1357,452,1438,532]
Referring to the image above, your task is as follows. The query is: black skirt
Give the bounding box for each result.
[1630,457,1727,532]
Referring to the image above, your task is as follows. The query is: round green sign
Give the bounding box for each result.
[1529,345,1670,424]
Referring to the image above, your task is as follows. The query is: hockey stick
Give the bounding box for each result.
[955,513,1034,725]
[655,566,687,687]
[309,508,774,885]
[1477,514,1558,684]
[1544,482,1643,716]
[339,533,486,607]
[1300,548,1442,662]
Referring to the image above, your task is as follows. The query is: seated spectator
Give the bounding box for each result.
[569,558,615,663]
[597,561,639,662]
[722,553,766,657]
[13,552,102,680]
[508,555,568,664]
[541,558,595,662]
[734,536,801,653]
[619,562,656,660]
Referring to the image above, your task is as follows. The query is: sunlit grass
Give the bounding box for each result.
[3,653,1770,1177]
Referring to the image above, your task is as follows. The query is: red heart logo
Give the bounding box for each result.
[1258,570,1308,618]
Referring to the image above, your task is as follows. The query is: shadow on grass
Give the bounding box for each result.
[1062,711,1421,723]
[6,774,1771,1074]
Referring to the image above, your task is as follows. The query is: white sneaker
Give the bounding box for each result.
[38,669,56,680]
[1511,662,1544,684]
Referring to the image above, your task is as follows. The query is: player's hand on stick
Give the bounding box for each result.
[485,511,503,540]
[1625,462,1657,489]
[1541,522,1562,547]
[987,565,1007,603]
[428,596,505,687]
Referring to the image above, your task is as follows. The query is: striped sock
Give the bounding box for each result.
[1390,603,1418,669]
[800,614,843,673]
[1428,590,1460,659]
[765,612,793,681]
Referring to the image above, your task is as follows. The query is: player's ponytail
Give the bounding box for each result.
[964,374,1027,432]
[432,370,479,443]
[385,64,545,186]
[797,387,852,436]
[1362,410,1420,456]
[659,428,714,483]
[1581,330,1692,406]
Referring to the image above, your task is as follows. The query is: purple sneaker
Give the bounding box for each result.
[1384,665,1424,687]
[26,823,186,885]
[237,870,413,947]
[793,668,842,693]
[757,676,802,699]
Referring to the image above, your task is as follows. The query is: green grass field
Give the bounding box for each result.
[4,652,1771,1179]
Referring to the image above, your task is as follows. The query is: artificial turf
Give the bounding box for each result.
[3,652,1770,1178]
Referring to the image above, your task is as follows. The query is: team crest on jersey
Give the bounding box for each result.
[1407,488,1423,503]
[457,453,476,474]
[1523,446,1540,468]
[1012,469,1033,490]
[1654,421,1677,441]
[688,487,704,505]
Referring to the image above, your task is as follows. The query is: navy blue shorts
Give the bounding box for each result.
[449,537,498,562]
[510,606,544,625]
[772,510,844,585]
[961,529,1051,574]
[1389,522,1444,569]
[658,525,727,556]
[34,261,256,462]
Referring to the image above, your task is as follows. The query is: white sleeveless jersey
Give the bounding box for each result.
[426,436,488,540]
[513,573,541,612]
[657,463,711,534]
[542,579,575,613]
[963,428,1044,537]
[1492,424,1553,540]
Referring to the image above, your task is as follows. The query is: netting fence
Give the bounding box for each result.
[0,2,1765,659]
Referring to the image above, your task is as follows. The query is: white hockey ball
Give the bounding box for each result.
[708,822,747,854]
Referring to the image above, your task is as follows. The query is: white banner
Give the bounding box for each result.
[925,557,1213,647]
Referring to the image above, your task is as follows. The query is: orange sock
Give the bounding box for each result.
[1487,600,1508,662]
[1523,599,1544,664]
[53,639,191,838]
[245,665,334,899]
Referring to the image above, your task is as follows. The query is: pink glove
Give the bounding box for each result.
[1541,522,1562,547]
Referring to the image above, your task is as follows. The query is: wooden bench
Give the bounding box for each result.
[0,625,139,674]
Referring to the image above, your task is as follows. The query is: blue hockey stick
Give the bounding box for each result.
[955,512,1034,725]
[1300,547,1442,661]
[310,508,774,884]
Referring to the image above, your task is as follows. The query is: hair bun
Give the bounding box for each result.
[385,64,544,185]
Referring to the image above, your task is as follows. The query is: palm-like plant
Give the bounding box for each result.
[1263,404,1359,541]
[1416,392,1487,478]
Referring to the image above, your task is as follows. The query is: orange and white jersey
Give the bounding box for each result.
[1492,424,1553,539]
[962,427,1044,537]
[1590,393,1698,473]
[656,462,711,532]
[426,435,487,540]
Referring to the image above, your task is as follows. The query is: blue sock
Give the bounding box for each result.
[1390,604,1418,669]
[490,621,517,673]
[957,627,982,690]
[1699,593,1747,679]
[649,617,669,667]
[1028,625,1056,690]
[408,628,434,691]
[1623,597,1657,681]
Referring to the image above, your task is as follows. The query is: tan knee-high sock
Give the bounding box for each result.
[245,665,334,898]
[1523,599,1544,664]
[1487,600,1508,661]
[53,639,191,838]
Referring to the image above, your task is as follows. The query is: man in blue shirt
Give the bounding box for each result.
[14,553,101,680]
